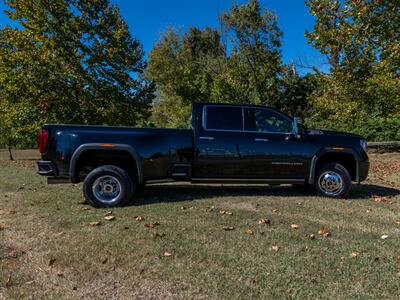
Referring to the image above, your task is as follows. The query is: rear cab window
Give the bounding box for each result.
[204,106,243,131]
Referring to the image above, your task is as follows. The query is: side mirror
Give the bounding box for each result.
[292,116,299,135]
[286,116,302,140]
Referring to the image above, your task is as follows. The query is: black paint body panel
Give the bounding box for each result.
[38,103,369,184]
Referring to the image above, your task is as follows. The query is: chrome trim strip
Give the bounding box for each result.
[191,178,305,183]
[145,179,175,184]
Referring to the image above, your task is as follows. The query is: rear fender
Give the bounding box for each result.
[69,143,143,184]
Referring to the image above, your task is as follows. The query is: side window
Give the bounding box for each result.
[244,108,292,133]
[205,106,243,131]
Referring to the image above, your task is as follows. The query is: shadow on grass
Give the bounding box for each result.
[133,183,400,206]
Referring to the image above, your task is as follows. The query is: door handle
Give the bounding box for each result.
[254,138,269,142]
[199,136,215,141]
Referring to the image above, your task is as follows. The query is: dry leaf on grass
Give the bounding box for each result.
[6,276,12,288]
[318,226,330,237]
[350,252,358,258]
[258,219,271,225]
[245,229,254,235]
[105,211,113,216]
[56,231,65,237]
[271,245,280,252]
[134,215,144,221]
[152,232,165,238]
[90,221,101,226]
[48,258,56,267]
[272,208,279,213]
[104,215,115,221]
[164,251,173,257]
[395,220,400,225]
[291,224,300,229]
[222,226,234,231]
[144,222,160,228]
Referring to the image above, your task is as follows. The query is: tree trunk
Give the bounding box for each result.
[8,145,14,161]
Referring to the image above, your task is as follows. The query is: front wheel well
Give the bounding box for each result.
[314,152,357,181]
[73,149,139,183]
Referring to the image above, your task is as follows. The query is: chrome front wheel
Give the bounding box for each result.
[318,171,343,196]
[314,163,351,198]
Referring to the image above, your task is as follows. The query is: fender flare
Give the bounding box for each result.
[308,148,361,184]
[69,143,143,184]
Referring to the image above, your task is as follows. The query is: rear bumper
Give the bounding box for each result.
[358,160,369,182]
[37,160,58,176]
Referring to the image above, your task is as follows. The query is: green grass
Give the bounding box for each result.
[0,151,399,299]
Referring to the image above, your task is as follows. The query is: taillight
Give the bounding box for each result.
[38,129,49,154]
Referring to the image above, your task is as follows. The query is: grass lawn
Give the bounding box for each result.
[0,149,399,299]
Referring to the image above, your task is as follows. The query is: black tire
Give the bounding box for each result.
[314,163,351,198]
[83,165,135,208]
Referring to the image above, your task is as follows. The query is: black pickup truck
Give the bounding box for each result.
[37,103,369,207]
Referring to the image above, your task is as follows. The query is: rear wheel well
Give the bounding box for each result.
[74,150,139,183]
[315,153,357,181]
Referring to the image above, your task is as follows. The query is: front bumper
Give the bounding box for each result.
[37,160,58,176]
[358,160,369,182]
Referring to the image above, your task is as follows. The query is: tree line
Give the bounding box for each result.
[1,0,399,154]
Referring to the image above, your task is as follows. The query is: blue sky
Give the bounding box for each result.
[0,0,327,73]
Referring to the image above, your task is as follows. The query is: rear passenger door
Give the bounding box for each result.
[193,105,250,178]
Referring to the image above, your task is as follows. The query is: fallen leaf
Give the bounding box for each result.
[258,219,271,225]
[245,229,254,235]
[222,226,234,231]
[104,215,115,221]
[48,258,56,267]
[105,211,113,216]
[144,222,160,228]
[164,251,173,257]
[272,208,279,213]
[153,232,165,238]
[395,220,400,225]
[26,280,35,285]
[89,221,101,226]
[380,235,389,240]
[6,275,11,288]
[318,226,330,237]
[134,215,144,221]
[350,252,358,258]
[291,224,300,229]
[271,245,280,252]
[56,231,65,237]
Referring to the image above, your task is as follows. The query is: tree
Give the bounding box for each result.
[147,0,284,128]
[305,0,400,140]
[0,0,154,156]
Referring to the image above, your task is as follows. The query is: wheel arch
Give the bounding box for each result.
[69,143,143,184]
[308,148,360,184]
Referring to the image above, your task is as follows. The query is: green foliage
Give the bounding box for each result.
[0,0,154,147]
[305,0,400,140]
[147,0,285,128]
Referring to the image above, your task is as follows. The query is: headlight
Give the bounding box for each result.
[360,139,367,152]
